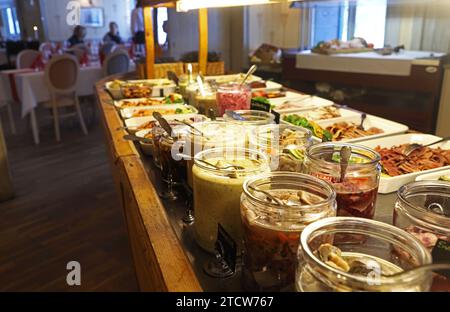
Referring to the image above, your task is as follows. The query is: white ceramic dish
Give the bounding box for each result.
[279,106,360,122]
[135,129,153,156]
[315,114,409,143]
[105,79,177,99]
[125,114,209,133]
[251,80,283,92]
[358,133,450,194]
[271,95,334,112]
[415,169,450,182]
[114,97,168,109]
[120,104,198,119]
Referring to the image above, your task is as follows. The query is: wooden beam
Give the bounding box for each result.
[198,8,208,75]
[144,6,155,79]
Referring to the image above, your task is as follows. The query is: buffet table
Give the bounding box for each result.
[95,75,402,292]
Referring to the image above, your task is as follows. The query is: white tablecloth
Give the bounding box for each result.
[15,66,103,117]
[296,50,447,76]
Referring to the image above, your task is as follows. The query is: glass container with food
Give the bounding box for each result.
[296,217,433,292]
[159,125,189,184]
[304,143,381,219]
[192,147,269,253]
[250,124,312,172]
[184,122,246,188]
[151,126,166,169]
[240,172,336,291]
[216,83,251,115]
[195,89,218,116]
[394,181,450,291]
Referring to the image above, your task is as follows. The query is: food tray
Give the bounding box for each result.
[358,133,450,194]
[114,97,168,109]
[105,79,177,99]
[120,104,198,119]
[415,169,450,182]
[204,73,262,84]
[271,94,334,112]
[125,114,209,133]
[279,106,360,122]
[315,114,409,143]
[251,80,283,92]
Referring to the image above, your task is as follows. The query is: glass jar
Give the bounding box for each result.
[186,83,199,107]
[159,125,189,183]
[192,147,269,253]
[304,143,381,219]
[195,89,218,116]
[296,217,433,292]
[151,126,166,169]
[394,181,450,292]
[240,172,336,291]
[250,124,313,172]
[184,121,246,188]
[216,83,251,115]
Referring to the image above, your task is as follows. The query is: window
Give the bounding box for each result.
[156,7,168,46]
[308,0,387,48]
[1,7,21,39]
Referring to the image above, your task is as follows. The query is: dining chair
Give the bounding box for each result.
[102,49,130,76]
[100,43,117,57]
[44,54,88,142]
[16,49,41,69]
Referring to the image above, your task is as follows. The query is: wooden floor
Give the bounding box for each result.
[0,102,139,291]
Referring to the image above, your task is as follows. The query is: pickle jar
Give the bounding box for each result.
[296,217,433,292]
[394,181,450,291]
[240,172,336,291]
[250,124,313,172]
[158,125,189,183]
[192,147,269,253]
[184,121,246,188]
[303,143,381,219]
[216,83,251,115]
[194,88,218,116]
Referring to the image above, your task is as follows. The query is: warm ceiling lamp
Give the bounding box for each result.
[176,0,297,12]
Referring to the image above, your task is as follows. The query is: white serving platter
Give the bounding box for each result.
[135,129,153,156]
[271,94,334,112]
[358,133,450,194]
[315,114,409,143]
[252,80,283,92]
[416,169,450,182]
[120,104,198,119]
[114,97,168,109]
[105,79,177,99]
[125,114,209,133]
[279,106,360,123]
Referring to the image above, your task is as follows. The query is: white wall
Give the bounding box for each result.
[40,0,133,42]
[247,3,301,51]
[166,8,232,69]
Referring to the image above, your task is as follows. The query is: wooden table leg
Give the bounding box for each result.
[30,109,40,145]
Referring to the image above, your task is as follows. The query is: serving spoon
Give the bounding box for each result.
[196,159,245,171]
[240,64,257,86]
[339,146,352,183]
[152,112,173,137]
[403,136,450,157]
[357,113,367,130]
[123,134,152,144]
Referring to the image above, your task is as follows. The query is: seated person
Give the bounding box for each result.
[103,22,122,45]
[67,25,86,47]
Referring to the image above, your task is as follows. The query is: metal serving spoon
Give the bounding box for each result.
[240,64,257,86]
[152,112,173,137]
[174,119,206,137]
[357,113,367,130]
[247,184,283,206]
[339,146,352,183]
[403,136,450,157]
[196,159,245,171]
[123,134,152,144]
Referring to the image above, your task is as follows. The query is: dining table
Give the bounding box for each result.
[0,65,104,144]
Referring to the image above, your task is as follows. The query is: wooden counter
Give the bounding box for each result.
[95,76,202,292]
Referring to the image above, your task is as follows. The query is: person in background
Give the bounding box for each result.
[131,0,145,49]
[67,25,86,47]
[103,22,122,45]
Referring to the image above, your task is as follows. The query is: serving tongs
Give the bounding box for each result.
[123,134,152,144]
[152,112,173,137]
[403,136,450,157]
